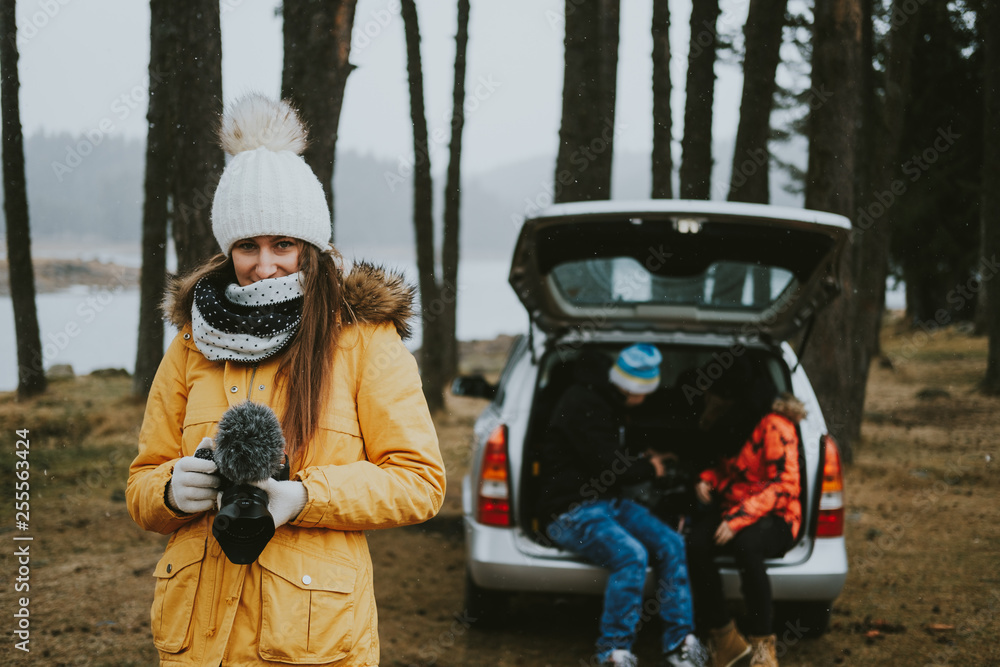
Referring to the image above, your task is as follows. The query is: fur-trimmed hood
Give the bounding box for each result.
[162,260,417,340]
[340,261,416,340]
[771,393,807,423]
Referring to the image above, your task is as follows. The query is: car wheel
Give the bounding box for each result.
[773,600,833,638]
[464,569,510,628]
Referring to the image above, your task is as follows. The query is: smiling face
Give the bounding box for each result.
[231,235,302,286]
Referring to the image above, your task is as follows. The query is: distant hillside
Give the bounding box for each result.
[2,133,145,242]
[0,133,521,260]
[465,140,805,224]
[2,132,806,263]
[332,151,519,260]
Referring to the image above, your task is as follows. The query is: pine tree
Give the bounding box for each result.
[133,0,223,397]
[1,0,46,398]
[133,0,174,397]
[978,0,1000,393]
[728,0,787,204]
[801,0,863,461]
[441,0,470,383]
[553,0,620,203]
[281,0,358,239]
[651,0,672,199]
[170,0,223,275]
[679,0,720,199]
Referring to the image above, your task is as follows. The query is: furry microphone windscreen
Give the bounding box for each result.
[214,401,287,484]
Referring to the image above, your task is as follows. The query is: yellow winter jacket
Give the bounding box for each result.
[126,264,445,666]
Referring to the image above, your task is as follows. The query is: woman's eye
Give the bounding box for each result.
[276,240,297,249]
[235,242,256,251]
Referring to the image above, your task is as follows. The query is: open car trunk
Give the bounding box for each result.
[510,200,850,342]
[517,340,813,564]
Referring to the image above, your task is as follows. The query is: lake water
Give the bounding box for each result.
[0,252,907,392]
[0,258,528,392]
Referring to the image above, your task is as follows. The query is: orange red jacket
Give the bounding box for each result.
[699,402,802,537]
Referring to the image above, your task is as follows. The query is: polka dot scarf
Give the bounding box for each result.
[191,272,304,362]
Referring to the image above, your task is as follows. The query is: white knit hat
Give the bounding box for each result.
[211,93,331,254]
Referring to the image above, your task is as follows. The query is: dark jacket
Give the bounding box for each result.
[535,353,658,526]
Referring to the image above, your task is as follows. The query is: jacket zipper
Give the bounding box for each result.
[247,364,259,401]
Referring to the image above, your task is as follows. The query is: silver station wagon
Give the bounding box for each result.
[453,200,850,637]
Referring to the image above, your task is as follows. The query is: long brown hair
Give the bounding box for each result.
[275,244,342,460]
[166,244,343,462]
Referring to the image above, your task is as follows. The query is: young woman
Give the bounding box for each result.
[686,358,804,667]
[126,94,446,666]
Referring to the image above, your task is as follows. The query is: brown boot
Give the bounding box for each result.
[708,621,751,667]
[747,634,778,667]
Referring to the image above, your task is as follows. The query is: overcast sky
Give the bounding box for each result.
[13,0,756,177]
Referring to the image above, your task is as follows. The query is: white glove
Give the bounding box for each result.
[251,477,308,528]
[167,437,221,514]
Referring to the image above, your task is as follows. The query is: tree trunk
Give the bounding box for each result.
[848,0,922,407]
[1,0,46,398]
[725,0,787,306]
[679,0,720,200]
[553,0,620,203]
[981,0,1000,394]
[801,0,862,461]
[651,0,672,199]
[593,0,619,198]
[133,0,175,398]
[853,0,877,345]
[281,0,358,241]
[132,0,224,397]
[401,0,445,413]
[440,0,470,383]
[170,0,223,274]
[727,0,786,204]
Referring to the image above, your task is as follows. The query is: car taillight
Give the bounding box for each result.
[816,434,845,538]
[477,425,512,527]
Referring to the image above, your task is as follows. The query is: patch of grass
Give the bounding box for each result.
[880,321,989,370]
[0,375,142,504]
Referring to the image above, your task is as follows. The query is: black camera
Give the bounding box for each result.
[620,457,692,518]
[194,447,288,564]
[195,401,289,565]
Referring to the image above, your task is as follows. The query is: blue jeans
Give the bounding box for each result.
[546,499,694,657]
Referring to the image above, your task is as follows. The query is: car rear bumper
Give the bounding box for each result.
[465,519,847,602]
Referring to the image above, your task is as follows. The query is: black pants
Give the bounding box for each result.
[686,511,794,636]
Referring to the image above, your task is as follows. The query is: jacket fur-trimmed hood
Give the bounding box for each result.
[162,259,417,340]
[771,393,807,423]
[340,261,416,340]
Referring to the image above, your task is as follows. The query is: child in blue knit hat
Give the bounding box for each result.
[536,343,707,667]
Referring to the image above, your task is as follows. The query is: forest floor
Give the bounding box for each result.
[0,322,997,666]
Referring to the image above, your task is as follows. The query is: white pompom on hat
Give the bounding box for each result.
[211,93,331,254]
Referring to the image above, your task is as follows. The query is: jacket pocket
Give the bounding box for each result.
[181,404,226,453]
[151,535,206,653]
[257,546,358,663]
[319,413,361,438]
[311,413,366,465]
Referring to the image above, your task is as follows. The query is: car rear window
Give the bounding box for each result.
[550,257,798,311]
